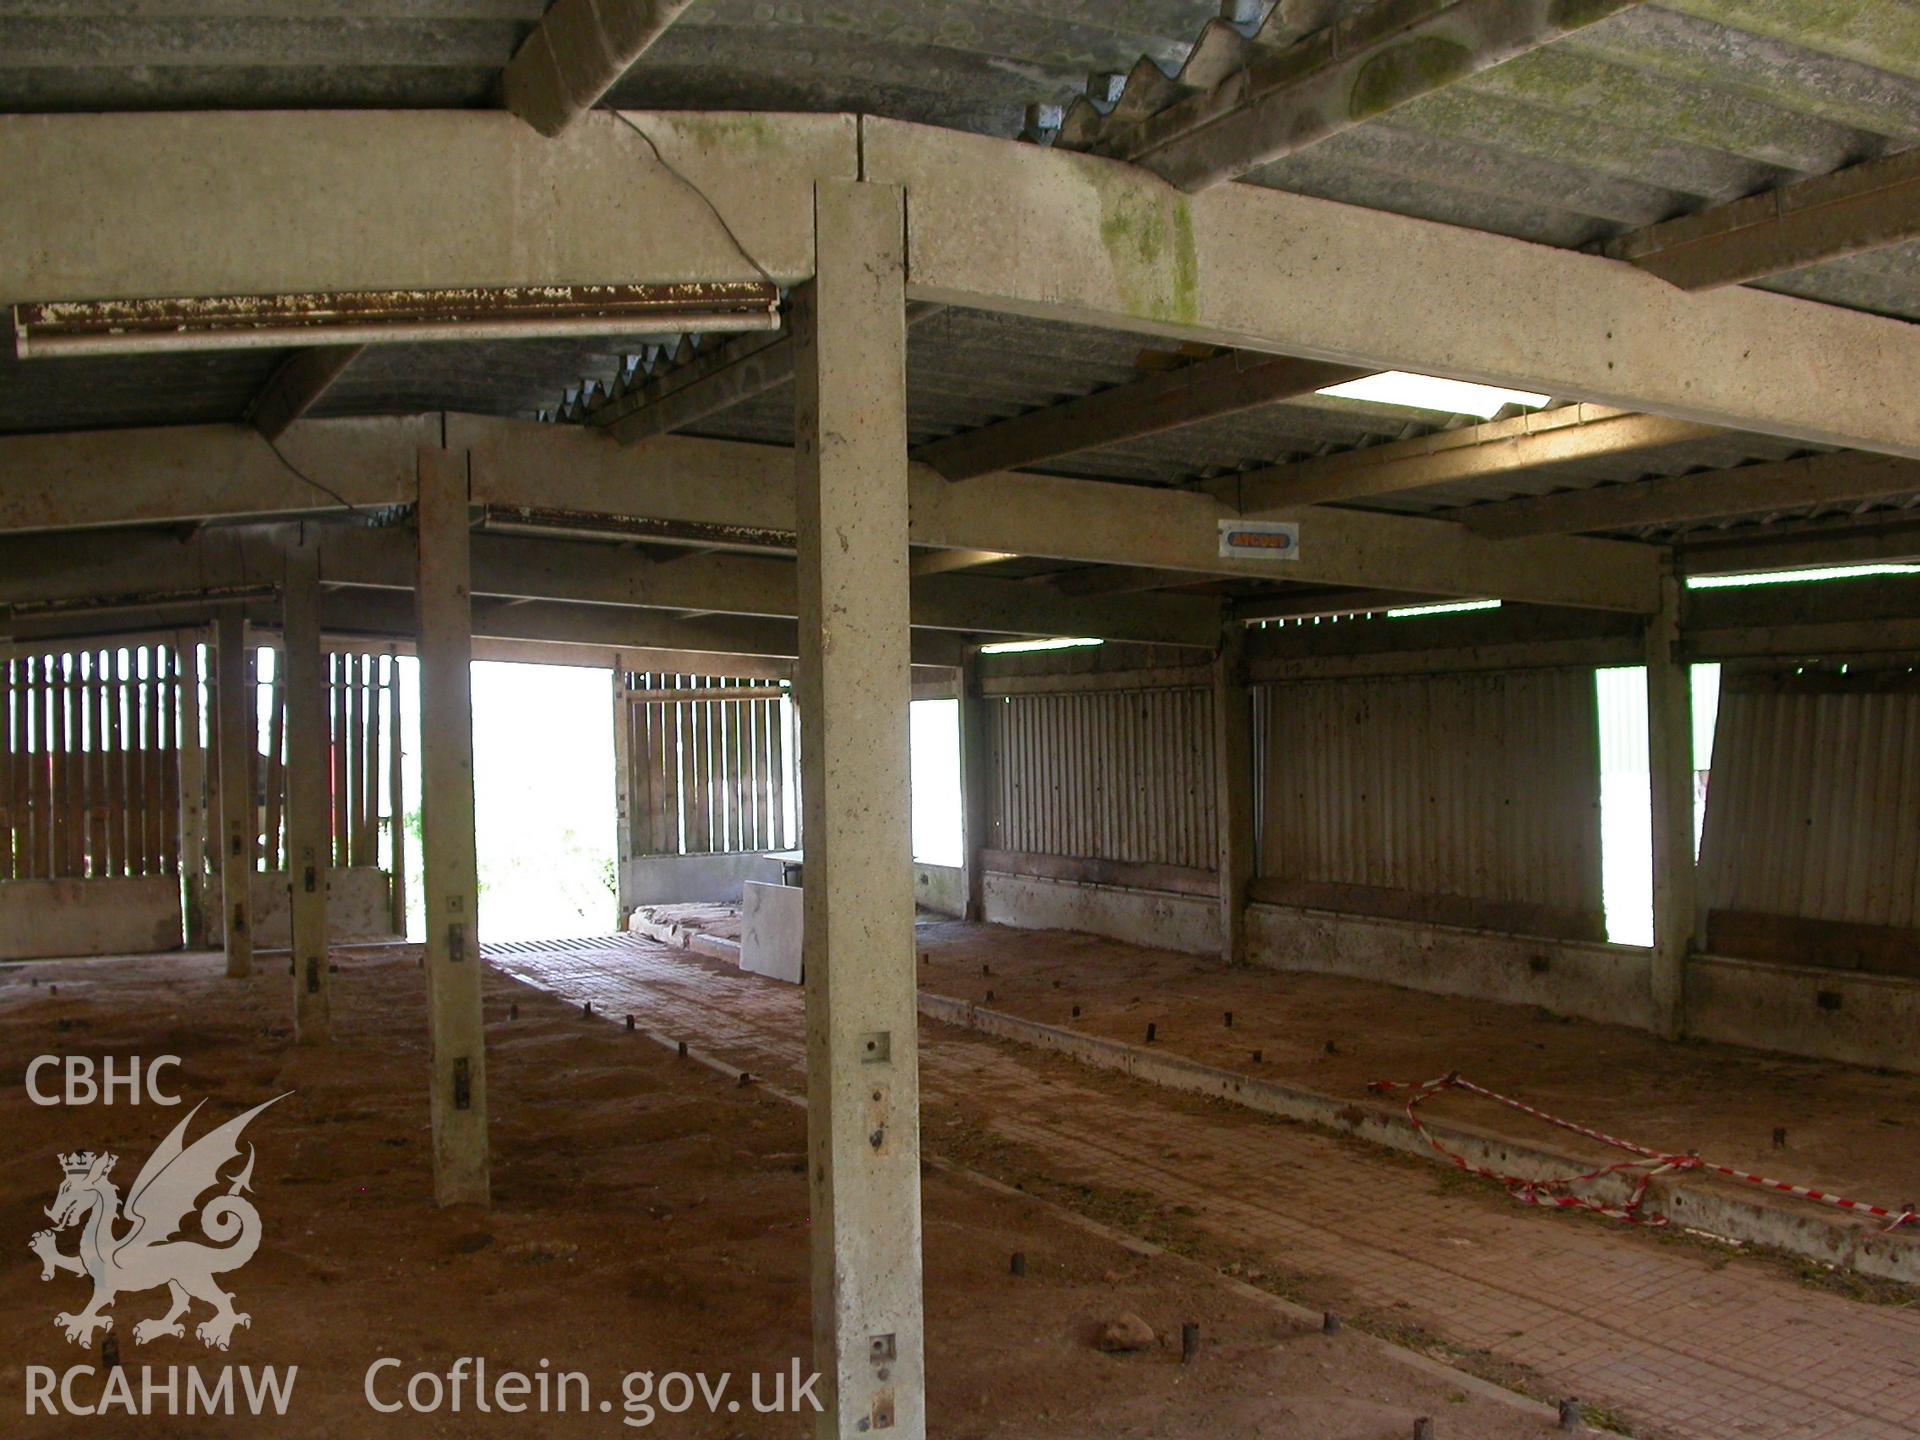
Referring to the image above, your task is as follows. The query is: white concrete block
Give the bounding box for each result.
[740,879,804,984]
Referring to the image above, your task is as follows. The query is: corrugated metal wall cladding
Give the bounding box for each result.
[986,686,1215,871]
[1256,669,1603,912]
[1700,683,1920,929]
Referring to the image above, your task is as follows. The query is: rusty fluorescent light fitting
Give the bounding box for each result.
[13,282,781,358]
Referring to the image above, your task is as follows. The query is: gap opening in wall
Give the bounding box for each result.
[910,698,962,868]
[1593,664,1722,947]
[465,661,615,941]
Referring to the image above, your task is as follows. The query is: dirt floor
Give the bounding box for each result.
[648,905,1920,1216]
[496,931,1920,1440]
[0,946,1561,1438]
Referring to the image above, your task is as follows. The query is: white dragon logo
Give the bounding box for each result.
[29,1095,286,1351]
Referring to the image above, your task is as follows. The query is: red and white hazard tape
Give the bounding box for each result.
[1369,1072,1919,1234]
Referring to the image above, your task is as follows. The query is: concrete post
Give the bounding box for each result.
[175,627,208,949]
[213,608,255,978]
[1646,564,1695,1041]
[1213,618,1255,966]
[793,179,926,1440]
[416,445,490,1208]
[611,664,634,929]
[283,535,332,1043]
[957,645,989,923]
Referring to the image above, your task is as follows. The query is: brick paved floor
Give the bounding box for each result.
[486,936,1920,1440]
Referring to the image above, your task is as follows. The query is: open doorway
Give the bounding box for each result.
[910,698,962,867]
[464,661,617,940]
[1593,663,1722,947]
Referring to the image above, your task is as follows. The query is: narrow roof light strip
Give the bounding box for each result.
[978,637,1104,655]
[1317,371,1549,420]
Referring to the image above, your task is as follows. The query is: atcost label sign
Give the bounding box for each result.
[1218,520,1299,560]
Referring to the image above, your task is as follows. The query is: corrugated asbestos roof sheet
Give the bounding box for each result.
[3,2,1918,554]
[8,2,1920,324]
[0,1,1217,122]
[1104,2,1920,321]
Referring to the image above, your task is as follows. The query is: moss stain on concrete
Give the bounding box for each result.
[1349,37,1475,122]
[1093,172,1200,328]
[1663,0,1920,83]
[1549,0,1633,28]
[665,112,782,155]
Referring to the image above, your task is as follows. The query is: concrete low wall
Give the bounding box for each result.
[1250,901,1920,1073]
[1248,902,1658,1030]
[0,876,183,960]
[624,851,798,910]
[913,863,965,918]
[210,867,396,947]
[1688,954,1920,1076]
[982,870,1218,956]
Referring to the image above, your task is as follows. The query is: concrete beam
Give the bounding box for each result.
[903,461,1658,612]
[1459,451,1920,541]
[1606,148,1920,292]
[1213,405,1723,511]
[0,527,310,608]
[463,424,1661,611]
[373,633,793,677]
[794,180,926,1438]
[418,595,969,668]
[282,535,332,1043]
[0,524,1218,648]
[1082,0,1642,192]
[502,0,702,138]
[1049,565,1202,598]
[912,351,1363,482]
[63,571,1920,671]
[862,117,1920,461]
[0,418,1657,610]
[212,609,255,978]
[416,447,490,1209]
[2,588,905,668]
[1679,514,1920,578]
[460,603,969,668]
[0,110,844,304]
[460,534,1214,643]
[0,419,430,534]
[1245,602,1643,682]
[914,570,1217,645]
[908,549,1012,578]
[1231,588,1440,622]
[5,108,1916,458]
[248,346,364,442]
[1682,573,1920,661]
